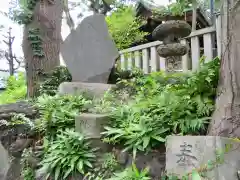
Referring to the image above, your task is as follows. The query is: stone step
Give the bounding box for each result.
[58,82,115,98]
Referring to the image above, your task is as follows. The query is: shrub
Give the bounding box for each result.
[39,66,72,96]
[34,94,91,140]
[38,129,97,179]
[102,58,220,157]
[106,5,147,50]
[107,164,150,180]
[0,72,27,104]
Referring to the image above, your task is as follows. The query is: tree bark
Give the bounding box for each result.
[22,0,63,98]
[208,0,240,137]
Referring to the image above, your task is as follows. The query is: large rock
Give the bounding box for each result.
[0,101,37,121]
[61,14,119,83]
[166,136,240,180]
[0,101,37,180]
[112,148,165,179]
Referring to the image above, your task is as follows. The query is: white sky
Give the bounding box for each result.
[0,0,171,73]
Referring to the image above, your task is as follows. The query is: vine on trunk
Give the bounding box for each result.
[14,0,45,57]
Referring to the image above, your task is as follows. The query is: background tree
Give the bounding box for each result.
[14,0,65,97]
[0,27,22,75]
[106,5,147,50]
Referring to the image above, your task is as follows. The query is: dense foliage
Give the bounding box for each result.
[34,94,91,140]
[107,164,150,180]
[102,58,220,157]
[38,129,96,179]
[39,66,72,96]
[0,72,26,104]
[106,5,147,50]
[0,57,220,179]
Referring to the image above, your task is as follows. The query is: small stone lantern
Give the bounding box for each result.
[152,20,191,71]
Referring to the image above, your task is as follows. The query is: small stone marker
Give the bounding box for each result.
[61,14,119,83]
[75,113,110,152]
[75,113,109,138]
[166,136,240,180]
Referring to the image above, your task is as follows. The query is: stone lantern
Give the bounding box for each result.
[152,20,191,71]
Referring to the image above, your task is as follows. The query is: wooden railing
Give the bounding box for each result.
[119,15,221,73]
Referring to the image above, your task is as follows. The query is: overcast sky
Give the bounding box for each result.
[0,0,171,72]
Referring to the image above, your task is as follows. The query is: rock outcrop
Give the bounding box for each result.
[0,101,38,180]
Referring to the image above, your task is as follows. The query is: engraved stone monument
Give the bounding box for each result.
[61,14,119,83]
[166,136,240,180]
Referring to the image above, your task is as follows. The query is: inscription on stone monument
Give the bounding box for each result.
[176,142,197,166]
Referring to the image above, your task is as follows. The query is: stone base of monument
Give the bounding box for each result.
[58,82,115,98]
[166,136,240,180]
[75,113,111,152]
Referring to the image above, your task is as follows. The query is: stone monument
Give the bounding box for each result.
[61,14,119,83]
[152,20,191,71]
[166,136,240,180]
[59,14,118,97]
[59,14,119,154]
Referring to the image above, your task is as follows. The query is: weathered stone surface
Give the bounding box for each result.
[0,101,38,121]
[152,20,191,41]
[113,148,165,179]
[61,14,119,83]
[0,142,10,180]
[75,113,110,138]
[75,113,112,158]
[166,56,182,72]
[58,82,115,98]
[166,136,240,180]
[0,101,37,180]
[157,43,187,57]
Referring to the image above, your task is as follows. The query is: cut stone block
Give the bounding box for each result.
[166,136,240,180]
[58,82,115,98]
[75,113,110,139]
[61,14,119,83]
[0,142,10,180]
[75,113,111,152]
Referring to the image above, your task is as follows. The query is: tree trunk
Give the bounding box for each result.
[22,0,63,98]
[208,0,240,137]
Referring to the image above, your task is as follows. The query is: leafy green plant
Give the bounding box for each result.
[102,58,220,156]
[107,163,150,180]
[38,129,97,180]
[21,148,35,180]
[84,153,120,180]
[106,5,147,50]
[12,0,43,58]
[0,72,27,104]
[28,28,44,57]
[34,94,91,140]
[39,66,72,96]
[12,8,33,24]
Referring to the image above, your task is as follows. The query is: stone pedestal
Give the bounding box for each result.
[75,113,111,152]
[58,82,115,98]
[166,136,240,180]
